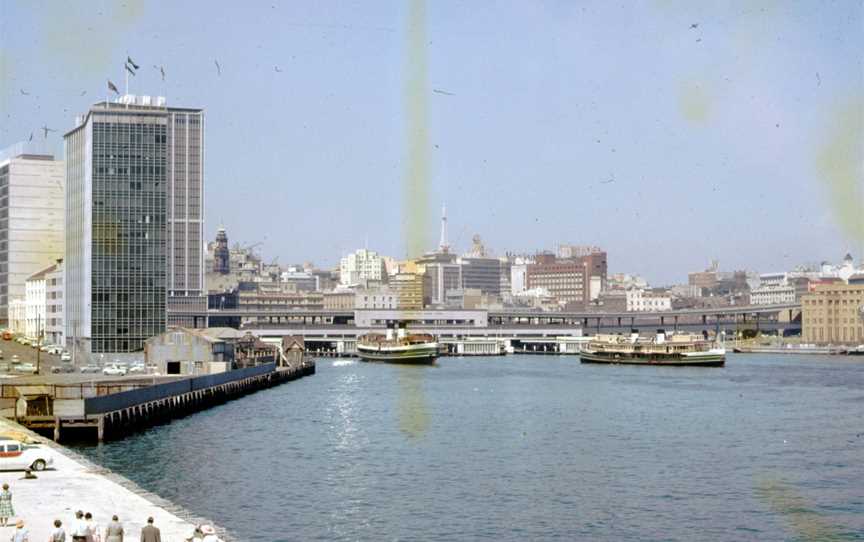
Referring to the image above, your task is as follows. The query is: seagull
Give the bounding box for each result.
[690,23,699,29]
[28,132,33,142]
[214,59,222,76]
[154,65,166,81]
[274,66,282,73]
[80,90,87,96]
[40,125,56,139]
[433,88,455,96]
[19,89,29,96]
[816,72,821,86]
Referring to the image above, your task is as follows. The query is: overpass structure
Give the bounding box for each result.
[224,304,801,357]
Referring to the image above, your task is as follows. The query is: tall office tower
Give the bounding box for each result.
[64,96,205,358]
[213,226,230,274]
[0,143,65,326]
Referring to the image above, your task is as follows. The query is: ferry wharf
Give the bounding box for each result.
[0,360,314,443]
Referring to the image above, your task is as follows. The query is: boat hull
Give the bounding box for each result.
[580,351,725,367]
[356,344,438,364]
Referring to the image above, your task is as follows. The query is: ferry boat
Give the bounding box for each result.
[356,328,439,364]
[580,331,725,367]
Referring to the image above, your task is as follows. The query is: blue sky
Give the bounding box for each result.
[1,0,862,284]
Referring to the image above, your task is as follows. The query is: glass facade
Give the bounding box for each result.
[90,115,168,352]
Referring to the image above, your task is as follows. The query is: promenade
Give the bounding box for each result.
[0,417,221,541]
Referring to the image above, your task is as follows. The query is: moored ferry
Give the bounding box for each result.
[580,331,725,367]
[357,328,439,364]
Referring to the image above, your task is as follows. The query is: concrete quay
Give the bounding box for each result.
[0,417,217,541]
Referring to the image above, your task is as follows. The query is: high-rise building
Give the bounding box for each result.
[526,251,607,308]
[64,96,205,357]
[0,143,65,325]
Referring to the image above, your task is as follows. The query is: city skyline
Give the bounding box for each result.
[1,1,862,284]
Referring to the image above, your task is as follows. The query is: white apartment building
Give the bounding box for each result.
[626,288,672,312]
[340,249,387,286]
[46,260,64,346]
[749,273,796,305]
[24,264,53,340]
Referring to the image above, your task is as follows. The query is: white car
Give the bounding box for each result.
[13,363,37,374]
[128,364,145,374]
[60,352,72,362]
[102,364,127,376]
[0,440,53,471]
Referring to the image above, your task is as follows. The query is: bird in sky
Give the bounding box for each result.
[690,23,699,29]
[28,132,33,142]
[126,56,140,70]
[80,90,87,96]
[108,80,120,95]
[274,66,282,73]
[153,65,166,81]
[40,125,56,139]
[433,88,455,96]
[214,59,222,76]
[19,89,29,96]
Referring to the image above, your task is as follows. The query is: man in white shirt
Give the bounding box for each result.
[70,511,89,542]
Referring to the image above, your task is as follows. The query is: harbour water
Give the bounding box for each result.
[75,354,864,541]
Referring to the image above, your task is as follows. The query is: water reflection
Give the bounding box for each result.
[397,365,430,439]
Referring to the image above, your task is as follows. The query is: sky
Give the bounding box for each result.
[1,0,862,285]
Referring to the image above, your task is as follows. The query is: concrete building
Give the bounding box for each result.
[459,256,502,296]
[423,261,462,306]
[280,267,316,292]
[625,288,672,312]
[323,290,355,310]
[802,283,864,344]
[24,263,59,342]
[340,249,387,286]
[391,272,424,310]
[355,287,398,309]
[0,143,65,326]
[45,260,64,346]
[8,299,25,335]
[749,273,797,305]
[64,96,206,359]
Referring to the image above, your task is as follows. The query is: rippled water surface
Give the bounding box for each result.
[75,354,864,541]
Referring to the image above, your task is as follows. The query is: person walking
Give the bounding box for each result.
[49,520,66,542]
[103,516,123,542]
[83,514,99,542]
[70,512,89,542]
[9,520,27,542]
[0,484,13,527]
[139,518,160,542]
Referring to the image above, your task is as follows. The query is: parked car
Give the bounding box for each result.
[102,364,127,376]
[10,355,20,364]
[46,346,63,355]
[79,365,101,374]
[128,364,145,374]
[13,363,37,374]
[50,364,75,374]
[0,440,54,471]
[60,352,72,362]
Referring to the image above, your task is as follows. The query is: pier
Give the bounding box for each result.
[0,360,315,443]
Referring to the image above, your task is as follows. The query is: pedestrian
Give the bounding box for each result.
[139,518,160,542]
[0,484,13,527]
[49,520,65,542]
[103,515,123,542]
[83,514,99,542]
[10,520,27,542]
[70,512,88,542]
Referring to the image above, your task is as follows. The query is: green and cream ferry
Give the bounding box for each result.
[580,331,725,367]
[357,328,439,364]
